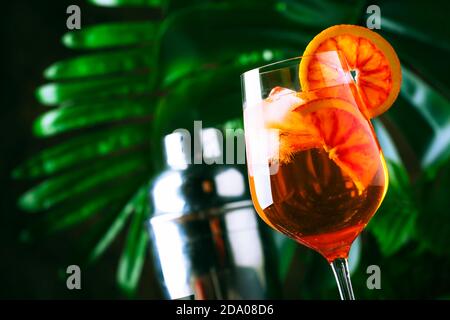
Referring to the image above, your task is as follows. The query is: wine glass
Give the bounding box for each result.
[240,51,388,300]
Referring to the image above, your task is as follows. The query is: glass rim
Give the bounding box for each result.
[240,50,344,78]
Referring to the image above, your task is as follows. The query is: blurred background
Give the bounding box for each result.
[1,0,449,299]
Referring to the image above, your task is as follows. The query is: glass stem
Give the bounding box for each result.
[331,258,355,300]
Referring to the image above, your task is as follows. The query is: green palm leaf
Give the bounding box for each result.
[36,75,152,106]
[88,184,149,263]
[19,154,148,212]
[44,182,138,234]
[116,190,149,296]
[401,68,450,176]
[62,21,159,49]
[369,120,418,256]
[22,177,141,238]
[33,97,153,136]
[13,124,149,178]
[44,48,154,80]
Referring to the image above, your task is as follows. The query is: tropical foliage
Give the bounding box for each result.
[14,0,450,298]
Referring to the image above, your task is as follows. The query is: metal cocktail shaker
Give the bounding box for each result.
[147,127,280,300]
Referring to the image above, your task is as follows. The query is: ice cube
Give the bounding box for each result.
[263,87,303,128]
[244,87,305,170]
[262,87,315,138]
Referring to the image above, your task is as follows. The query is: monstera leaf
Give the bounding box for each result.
[14,0,450,298]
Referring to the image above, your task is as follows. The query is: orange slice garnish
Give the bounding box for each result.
[299,25,402,118]
[266,97,380,192]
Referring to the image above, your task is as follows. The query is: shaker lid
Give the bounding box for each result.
[164,131,191,170]
[152,127,250,215]
[163,127,224,169]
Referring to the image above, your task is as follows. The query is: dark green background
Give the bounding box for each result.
[1,0,449,299]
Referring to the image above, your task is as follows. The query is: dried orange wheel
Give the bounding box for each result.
[299,25,402,118]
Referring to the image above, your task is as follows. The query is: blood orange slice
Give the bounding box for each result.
[300,25,401,118]
[267,97,380,192]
